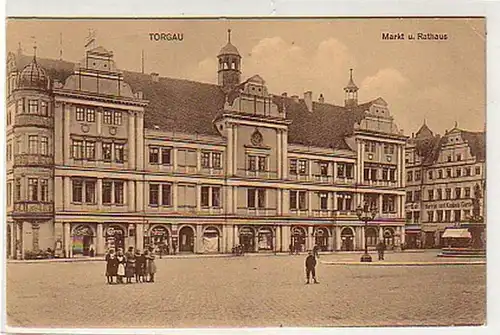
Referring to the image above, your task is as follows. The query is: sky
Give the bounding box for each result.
[7,18,486,136]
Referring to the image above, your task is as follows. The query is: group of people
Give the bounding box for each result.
[105,246,157,284]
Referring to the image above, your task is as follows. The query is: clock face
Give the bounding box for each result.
[251,128,263,146]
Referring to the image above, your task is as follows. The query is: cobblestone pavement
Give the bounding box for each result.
[6,252,486,328]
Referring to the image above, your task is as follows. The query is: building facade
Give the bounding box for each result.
[6,33,407,259]
[404,123,486,248]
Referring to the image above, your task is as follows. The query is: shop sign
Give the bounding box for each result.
[424,200,473,210]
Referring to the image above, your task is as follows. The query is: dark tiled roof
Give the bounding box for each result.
[13,53,375,149]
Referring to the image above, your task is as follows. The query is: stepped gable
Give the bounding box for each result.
[14,54,373,149]
[461,131,486,161]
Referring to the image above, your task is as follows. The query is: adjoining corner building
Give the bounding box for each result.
[404,123,486,249]
[5,33,408,259]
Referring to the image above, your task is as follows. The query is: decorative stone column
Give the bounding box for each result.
[276,226,282,252]
[32,222,40,252]
[136,223,144,252]
[63,222,71,258]
[96,223,104,255]
[335,226,341,251]
[307,226,314,251]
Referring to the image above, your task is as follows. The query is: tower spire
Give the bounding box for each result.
[344,68,359,107]
[228,29,231,43]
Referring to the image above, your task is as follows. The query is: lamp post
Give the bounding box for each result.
[356,201,378,262]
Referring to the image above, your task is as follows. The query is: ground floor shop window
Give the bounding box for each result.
[203,227,220,253]
[366,227,378,247]
[179,226,195,252]
[72,225,94,256]
[239,227,255,253]
[106,225,125,251]
[150,226,169,253]
[291,226,306,252]
[258,227,273,251]
[383,228,395,248]
[314,228,329,251]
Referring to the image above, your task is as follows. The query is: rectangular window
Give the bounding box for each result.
[475,166,481,175]
[17,100,24,114]
[446,169,452,178]
[365,141,376,153]
[103,110,113,124]
[28,178,38,201]
[456,154,462,161]
[28,135,38,154]
[28,100,38,114]
[447,155,452,162]
[40,179,49,202]
[7,183,12,206]
[248,188,256,208]
[76,107,85,121]
[346,164,354,179]
[85,180,96,204]
[72,179,83,203]
[258,156,266,172]
[72,140,84,159]
[445,188,451,200]
[248,155,257,171]
[427,211,434,223]
[428,189,434,201]
[212,187,221,207]
[102,181,112,204]
[7,110,12,125]
[438,170,443,179]
[7,143,12,161]
[337,193,352,211]
[463,209,471,219]
[149,147,159,164]
[102,143,112,162]
[455,188,461,199]
[298,160,307,175]
[407,171,413,182]
[289,159,297,175]
[382,195,395,213]
[161,184,172,206]
[298,191,307,210]
[319,192,328,210]
[428,170,433,180]
[406,212,413,222]
[319,162,328,176]
[465,167,471,176]
[257,188,266,208]
[364,168,370,181]
[456,168,461,178]
[445,210,451,222]
[415,171,421,181]
[465,187,471,198]
[114,143,124,163]
[161,148,172,165]
[414,190,421,201]
[454,210,461,222]
[201,186,210,207]
[212,152,222,169]
[86,108,95,122]
[15,178,21,201]
[40,136,48,155]
[41,101,48,116]
[149,184,159,206]
[389,169,396,181]
[414,211,420,223]
[436,210,443,222]
[437,189,442,200]
[113,111,122,125]
[202,152,211,168]
[382,168,389,181]
[370,168,377,181]
[85,141,95,160]
[114,181,124,204]
[406,191,413,203]
[338,163,346,178]
[290,191,297,210]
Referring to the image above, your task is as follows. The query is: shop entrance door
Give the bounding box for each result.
[179,226,195,252]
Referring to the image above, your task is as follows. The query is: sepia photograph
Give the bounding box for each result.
[4,17,486,329]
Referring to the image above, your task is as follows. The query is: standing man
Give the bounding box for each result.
[312,244,320,259]
[305,252,319,284]
[376,239,386,260]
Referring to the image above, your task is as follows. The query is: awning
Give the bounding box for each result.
[442,228,471,239]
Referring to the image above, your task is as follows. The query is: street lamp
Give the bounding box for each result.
[356,201,378,262]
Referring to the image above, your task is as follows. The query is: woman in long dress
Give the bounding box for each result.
[116,248,126,284]
[145,249,157,283]
[135,250,145,283]
[124,247,136,284]
[105,249,118,284]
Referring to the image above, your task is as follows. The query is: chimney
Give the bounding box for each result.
[281,92,288,97]
[291,95,299,103]
[151,72,159,82]
[318,93,324,103]
[304,91,312,112]
[412,132,415,138]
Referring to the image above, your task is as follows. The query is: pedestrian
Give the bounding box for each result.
[312,244,320,259]
[145,249,157,283]
[159,243,163,259]
[116,248,126,284]
[105,248,118,284]
[125,246,136,284]
[289,243,293,255]
[295,243,300,255]
[135,249,145,283]
[376,240,386,260]
[305,252,318,284]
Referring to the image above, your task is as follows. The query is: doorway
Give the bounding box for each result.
[179,226,195,252]
[341,227,354,251]
[106,225,125,252]
[239,227,256,253]
[72,225,94,256]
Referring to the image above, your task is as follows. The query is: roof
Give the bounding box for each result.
[13,53,377,149]
[415,122,433,139]
[461,130,486,161]
[218,42,240,57]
